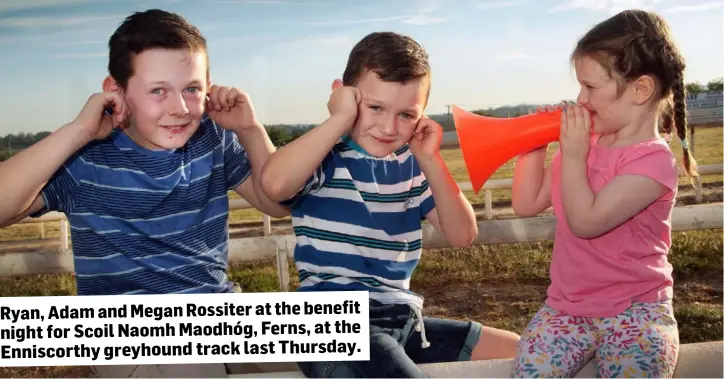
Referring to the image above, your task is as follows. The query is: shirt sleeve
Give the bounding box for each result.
[222,128,252,191]
[280,151,335,209]
[30,152,85,217]
[616,143,679,197]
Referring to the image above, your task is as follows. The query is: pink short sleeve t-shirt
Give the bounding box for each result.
[547,135,679,318]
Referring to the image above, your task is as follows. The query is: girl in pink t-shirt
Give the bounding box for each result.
[509,9,698,378]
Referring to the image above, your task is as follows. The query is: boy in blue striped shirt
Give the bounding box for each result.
[261,32,520,378]
[0,9,288,294]
[0,9,289,376]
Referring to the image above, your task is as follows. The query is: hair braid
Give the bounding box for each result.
[671,71,698,177]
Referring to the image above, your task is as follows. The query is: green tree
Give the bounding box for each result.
[0,150,13,161]
[266,126,290,147]
[686,81,706,94]
[707,78,723,92]
[289,128,306,143]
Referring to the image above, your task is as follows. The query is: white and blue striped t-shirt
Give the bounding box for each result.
[283,137,436,310]
[30,116,251,296]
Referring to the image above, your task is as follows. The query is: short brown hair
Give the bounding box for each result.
[571,9,697,177]
[108,9,208,89]
[342,32,431,96]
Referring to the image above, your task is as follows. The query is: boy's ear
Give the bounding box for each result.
[331,79,343,92]
[102,76,120,93]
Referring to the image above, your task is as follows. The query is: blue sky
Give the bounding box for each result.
[0,0,721,135]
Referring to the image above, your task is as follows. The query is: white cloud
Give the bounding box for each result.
[268,6,449,27]
[300,15,408,26]
[283,35,351,46]
[0,28,107,45]
[474,0,524,10]
[0,0,98,12]
[52,52,107,59]
[401,7,449,26]
[206,0,330,5]
[227,0,290,3]
[210,35,258,45]
[549,0,662,14]
[494,52,532,60]
[0,15,122,28]
[661,1,722,13]
[401,15,448,26]
[53,39,106,46]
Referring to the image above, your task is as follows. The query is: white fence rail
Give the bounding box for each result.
[1,202,722,292]
[14,163,723,253]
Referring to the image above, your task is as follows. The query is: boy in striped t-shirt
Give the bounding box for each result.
[261,32,520,378]
[0,9,288,377]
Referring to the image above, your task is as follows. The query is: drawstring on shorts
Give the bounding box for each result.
[410,304,430,348]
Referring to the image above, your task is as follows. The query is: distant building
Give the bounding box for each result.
[686,91,723,125]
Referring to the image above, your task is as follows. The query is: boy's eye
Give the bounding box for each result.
[368,105,382,111]
[400,113,413,119]
[187,87,200,93]
[151,88,165,95]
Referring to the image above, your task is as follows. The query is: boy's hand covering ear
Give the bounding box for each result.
[327,79,361,129]
[409,116,443,159]
[74,91,130,141]
[206,85,261,132]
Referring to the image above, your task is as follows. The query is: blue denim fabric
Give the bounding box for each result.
[297,300,482,378]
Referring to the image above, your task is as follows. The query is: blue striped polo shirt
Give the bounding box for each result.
[31,115,251,295]
[283,137,436,310]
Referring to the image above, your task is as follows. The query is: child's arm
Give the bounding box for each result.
[511,147,554,217]
[231,126,290,218]
[412,117,477,247]
[0,92,129,228]
[261,85,360,202]
[511,104,560,217]
[206,85,289,218]
[559,104,676,238]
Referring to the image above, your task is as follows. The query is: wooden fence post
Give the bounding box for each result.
[263,215,271,236]
[59,220,69,251]
[691,128,703,203]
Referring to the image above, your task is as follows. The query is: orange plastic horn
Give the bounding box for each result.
[451,105,561,194]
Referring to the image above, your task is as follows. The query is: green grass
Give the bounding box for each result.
[0,229,720,378]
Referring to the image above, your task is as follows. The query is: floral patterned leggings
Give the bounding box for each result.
[511,301,679,378]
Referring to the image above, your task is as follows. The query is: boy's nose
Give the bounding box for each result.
[380,117,397,136]
[168,94,189,116]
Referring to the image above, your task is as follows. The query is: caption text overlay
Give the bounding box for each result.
[0,291,370,367]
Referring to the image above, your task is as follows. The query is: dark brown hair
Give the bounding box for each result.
[342,32,431,100]
[108,9,208,89]
[571,9,697,177]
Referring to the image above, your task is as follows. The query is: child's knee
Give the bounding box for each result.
[511,321,596,377]
[471,326,520,360]
[596,347,678,379]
